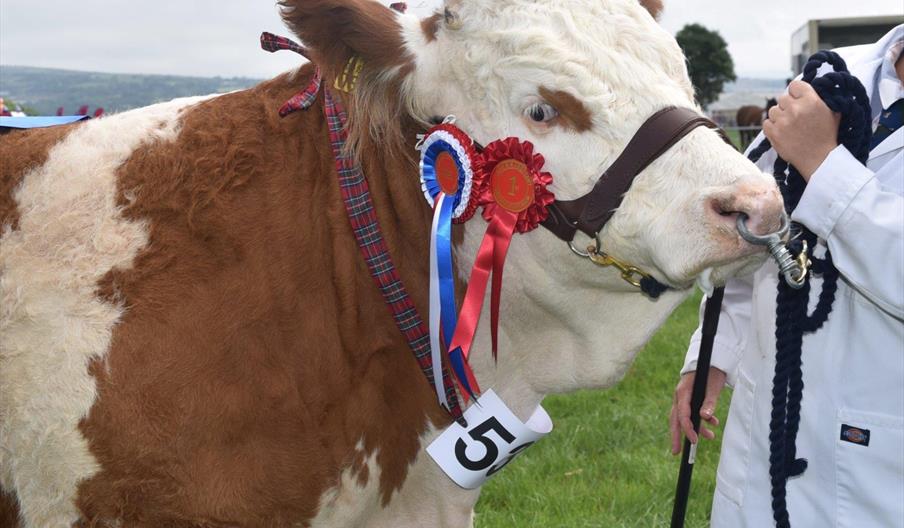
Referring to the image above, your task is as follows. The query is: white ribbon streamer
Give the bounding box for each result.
[429,193,449,410]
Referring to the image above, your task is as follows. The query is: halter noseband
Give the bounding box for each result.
[538,106,729,296]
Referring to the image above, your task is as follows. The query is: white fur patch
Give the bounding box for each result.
[309,434,479,528]
[0,95,215,527]
[308,441,382,528]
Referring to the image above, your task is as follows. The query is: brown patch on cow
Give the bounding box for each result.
[0,125,74,233]
[539,86,593,132]
[421,12,442,42]
[76,64,450,526]
[0,489,21,528]
[639,0,664,19]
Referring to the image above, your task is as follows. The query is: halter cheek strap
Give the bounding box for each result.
[541,106,729,242]
[540,107,730,297]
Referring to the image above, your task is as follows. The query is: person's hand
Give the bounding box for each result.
[669,367,727,455]
[763,80,841,181]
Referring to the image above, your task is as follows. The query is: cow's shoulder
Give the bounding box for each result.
[105,65,322,232]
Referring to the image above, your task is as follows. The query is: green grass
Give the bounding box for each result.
[474,290,725,527]
[725,128,743,151]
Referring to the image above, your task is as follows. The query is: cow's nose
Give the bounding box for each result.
[706,179,785,237]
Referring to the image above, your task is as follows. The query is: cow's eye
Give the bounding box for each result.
[526,103,558,123]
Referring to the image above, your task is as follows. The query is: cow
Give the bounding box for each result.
[0,0,785,526]
[736,98,777,149]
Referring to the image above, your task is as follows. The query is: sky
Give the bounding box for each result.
[1,1,901,80]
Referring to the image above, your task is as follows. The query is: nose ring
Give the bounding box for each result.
[736,213,809,289]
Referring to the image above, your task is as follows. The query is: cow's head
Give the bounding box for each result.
[282,0,781,291]
[281,0,783,391]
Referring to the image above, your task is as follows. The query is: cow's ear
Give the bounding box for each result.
[279,0,409,79]
[639,0,664,19]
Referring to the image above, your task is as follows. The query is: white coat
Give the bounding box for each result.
[683,26,904,528]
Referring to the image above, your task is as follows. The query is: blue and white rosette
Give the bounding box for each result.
[418,120,482,408]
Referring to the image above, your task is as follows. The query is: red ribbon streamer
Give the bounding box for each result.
[446,137,555,403]
[447,208,519,401]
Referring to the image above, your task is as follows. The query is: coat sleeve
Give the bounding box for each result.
[681,276,754,388]
[792,145,904,320]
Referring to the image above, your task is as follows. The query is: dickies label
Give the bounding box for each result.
[840,424,870,447]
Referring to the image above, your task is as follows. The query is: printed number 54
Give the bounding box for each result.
[454,417,532,475]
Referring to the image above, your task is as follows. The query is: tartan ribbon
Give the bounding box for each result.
[260,32,321,116]
[323,89,463,420]
[261,32,463,421]
[260,32,309,58]
[280,70,322,117]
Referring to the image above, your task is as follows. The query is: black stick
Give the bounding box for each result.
[670,286,726,528]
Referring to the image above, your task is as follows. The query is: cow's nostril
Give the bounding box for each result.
[708,199,742,220]
[707,181,785,238]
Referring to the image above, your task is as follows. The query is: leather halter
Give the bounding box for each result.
[541,106,728,242]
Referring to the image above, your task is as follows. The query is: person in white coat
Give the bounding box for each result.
[669,25,904,527]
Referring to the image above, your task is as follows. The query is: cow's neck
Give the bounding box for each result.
[455,226,692,423]
[348,126,690,523]
[397,225,693,522]
[317,127,695,526]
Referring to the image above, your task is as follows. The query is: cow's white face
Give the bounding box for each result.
[400,0,783,291]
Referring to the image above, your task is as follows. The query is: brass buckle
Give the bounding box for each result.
[587,249,649,288]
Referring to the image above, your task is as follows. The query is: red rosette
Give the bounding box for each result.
[477,137,555,233]
[447,138,557,394]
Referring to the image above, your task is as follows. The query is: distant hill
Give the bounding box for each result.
[0,65,264,116]
[1,65,785,117]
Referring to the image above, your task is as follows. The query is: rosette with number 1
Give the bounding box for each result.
[419,121,483,407]
[447,138,555,400]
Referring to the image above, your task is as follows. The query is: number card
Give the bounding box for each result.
[426,390,553,489]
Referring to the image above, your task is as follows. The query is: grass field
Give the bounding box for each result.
[725,128,743,151]
[474,290,727,528]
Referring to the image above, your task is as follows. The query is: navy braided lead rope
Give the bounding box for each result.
[747,51,872,528]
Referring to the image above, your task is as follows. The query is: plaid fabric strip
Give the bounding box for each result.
[280,69,322,116]
[322,89,463,421]
[260,32,309,59]
[261,32,463,419]
[260,31,320,116]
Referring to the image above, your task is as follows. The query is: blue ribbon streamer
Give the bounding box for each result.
[422,139,477,399]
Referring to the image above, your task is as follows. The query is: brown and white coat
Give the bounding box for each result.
[1,0,784,526]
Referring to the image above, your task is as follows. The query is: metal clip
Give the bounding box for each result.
[587,251,649,288]
[736,213,809,289]
[416,116,458,151]
[568,232,653,289]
